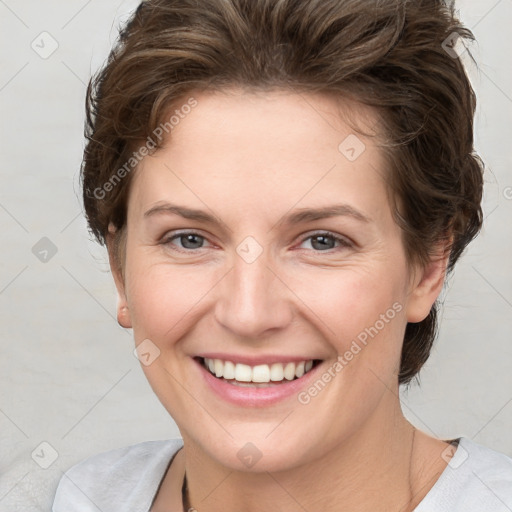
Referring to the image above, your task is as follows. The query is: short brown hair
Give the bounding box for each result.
[81,0,484,385]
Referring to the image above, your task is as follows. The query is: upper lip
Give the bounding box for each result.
[195,353,322,366]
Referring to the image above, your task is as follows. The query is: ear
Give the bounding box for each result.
[106,223,132,329]
[406,243,450,323]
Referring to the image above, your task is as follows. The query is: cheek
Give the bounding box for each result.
[284,262,408,383]
[291,263,406,334]
[125,256,217,342]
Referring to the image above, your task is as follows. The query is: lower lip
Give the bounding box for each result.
[194,358,322,407]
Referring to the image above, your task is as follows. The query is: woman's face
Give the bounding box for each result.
[111,89,442,472]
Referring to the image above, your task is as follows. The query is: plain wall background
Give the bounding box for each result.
[0,0,511,510]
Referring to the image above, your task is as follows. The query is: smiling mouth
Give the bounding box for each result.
[197,357,322,388]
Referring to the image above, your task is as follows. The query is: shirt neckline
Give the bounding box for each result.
[148,437,466,510]
[413,437,468,510]
[148,445,183,510]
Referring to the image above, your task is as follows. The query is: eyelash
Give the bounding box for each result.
[161,230,352,254]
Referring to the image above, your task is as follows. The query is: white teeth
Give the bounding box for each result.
[283,362,296,381]
[270,363,284,381]
[252,364,270,383]
[223,360,235,380]
[214,359,223,378]
[234,363,252,382]
[203,358,316,384]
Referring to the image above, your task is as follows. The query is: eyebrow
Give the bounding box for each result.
[281,204,371,225]
[143,202,371,226]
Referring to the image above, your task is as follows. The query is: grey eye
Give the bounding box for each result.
[176,233,205,249]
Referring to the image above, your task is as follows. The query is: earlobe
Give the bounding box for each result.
[106,223,132,329]
[406,248,450,323]
[117,304,132,329]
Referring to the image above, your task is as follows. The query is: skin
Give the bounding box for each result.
[107,89,452,512]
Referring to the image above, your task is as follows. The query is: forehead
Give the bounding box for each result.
[161,88,379,156]
[128,89,390,224]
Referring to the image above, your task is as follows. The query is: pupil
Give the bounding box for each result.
[181,234,202,249]
[312,235,334,250]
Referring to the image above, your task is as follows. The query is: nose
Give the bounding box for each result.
[214,247,294,339]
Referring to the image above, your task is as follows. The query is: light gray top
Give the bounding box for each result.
[53,437,512,511]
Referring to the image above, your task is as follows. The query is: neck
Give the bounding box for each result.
[181,405,422,512]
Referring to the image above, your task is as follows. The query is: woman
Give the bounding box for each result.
[53,0,512,510]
